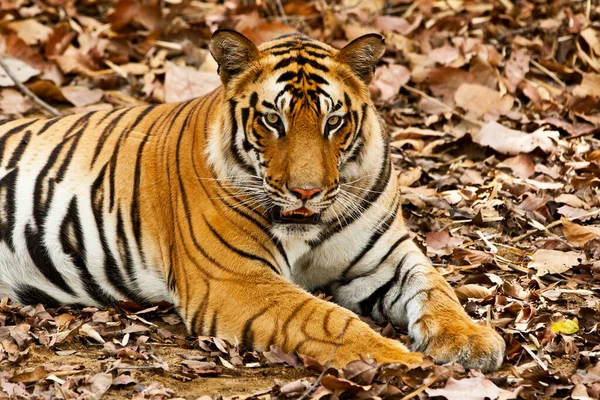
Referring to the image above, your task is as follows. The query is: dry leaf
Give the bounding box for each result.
[455,284,494,301]
[528,249,584,277]
[561,218,600,247]
[164,62,221,103]
[0,58,40,87]
[426,376,515,400]
[454,83,514,117]
[472,122,559,155]
[370,64,410,102]
[61,86,103,107]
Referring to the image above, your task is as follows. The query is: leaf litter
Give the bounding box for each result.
[1,0,600,399]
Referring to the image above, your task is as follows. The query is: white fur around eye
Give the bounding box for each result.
[262,113,286,137]
[323,113,345,137]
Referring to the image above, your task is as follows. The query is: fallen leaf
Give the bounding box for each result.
[61,86,103,107]
[472,122,559,155]
[426,229,464,256]
[455,284,494,301]
[528,249,584,277]
[561,218,600,247]
[552,318,579,335]
[9,366,48,384]
[498,154,535,179]
[7,19,53,46]
[164,62,221,103]
[454,83,514,117]
[0,58,40,87]
[79,323,105,344]
[504,48,530,93]
[426,376,514,400]
[370,64,410,102]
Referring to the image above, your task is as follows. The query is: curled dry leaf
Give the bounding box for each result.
[79,323,105,344]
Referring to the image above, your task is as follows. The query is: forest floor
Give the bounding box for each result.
[1,0,600,399]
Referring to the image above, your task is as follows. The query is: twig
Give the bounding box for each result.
[0,58,61,117]
[530,58,566,88]
[402,85,483,127]
[400,374,441,400]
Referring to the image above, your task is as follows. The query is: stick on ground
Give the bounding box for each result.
[0,58,61,117]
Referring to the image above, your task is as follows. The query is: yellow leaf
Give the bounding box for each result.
[551,318,579,335]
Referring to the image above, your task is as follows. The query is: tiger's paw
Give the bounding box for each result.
[411,319,505,372]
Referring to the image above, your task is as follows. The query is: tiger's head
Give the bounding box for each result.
[207,30,388,240]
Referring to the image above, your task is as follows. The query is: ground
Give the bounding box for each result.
[1,0,600,399]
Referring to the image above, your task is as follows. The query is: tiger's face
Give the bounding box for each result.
[209,30,386,239]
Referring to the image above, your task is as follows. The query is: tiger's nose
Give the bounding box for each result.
[289,186,323,200]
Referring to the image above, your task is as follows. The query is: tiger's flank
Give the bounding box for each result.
[0,30,505,371]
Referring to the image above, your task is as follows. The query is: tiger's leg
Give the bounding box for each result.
[176,266,422,368]
[331,232,505,372]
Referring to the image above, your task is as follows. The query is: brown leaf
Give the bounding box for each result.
[561,218,600,248]
[164,62,221,103]
[471,122,559,155]
[370,64,410,102]
[426,229,464,256]
[9,366,48,384]
[111,373,136,387]
[45,24,76,57]
[454,83,514,117]
[342,360,378,385]
[426,376,515,400]
[455,284,494,301]
[498,154,535,179]
[528,249,585,277]
[8,19,52,46]
[61,86,103,107]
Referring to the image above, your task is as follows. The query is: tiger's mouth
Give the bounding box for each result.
[268,206,321,225]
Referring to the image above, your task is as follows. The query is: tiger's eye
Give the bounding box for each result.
[266,114,280,125]
[327,116,340,126]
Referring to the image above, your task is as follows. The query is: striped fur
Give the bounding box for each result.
[0,30,504,371]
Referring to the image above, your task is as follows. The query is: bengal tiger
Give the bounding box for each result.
[0,30,505,371]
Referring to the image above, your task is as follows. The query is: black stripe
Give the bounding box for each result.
[0,119,37,164]
[204,216,280,275]
[339,200,400,278]
[227,100,255,175]
[60,197,117,306]
[358,254,409,315]
[25,223,76,296]
[6,130,31,169]
[90,165,150,306]
[336,233,410,286]
[0,169,17,250]
[15,284,60,307]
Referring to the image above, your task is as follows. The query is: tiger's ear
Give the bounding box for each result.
[209,29,260,85]
[335,33,386,84]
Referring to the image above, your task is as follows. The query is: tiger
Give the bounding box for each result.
[0,29,505,371]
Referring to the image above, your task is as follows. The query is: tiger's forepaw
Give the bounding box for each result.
[412,322,505,372]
